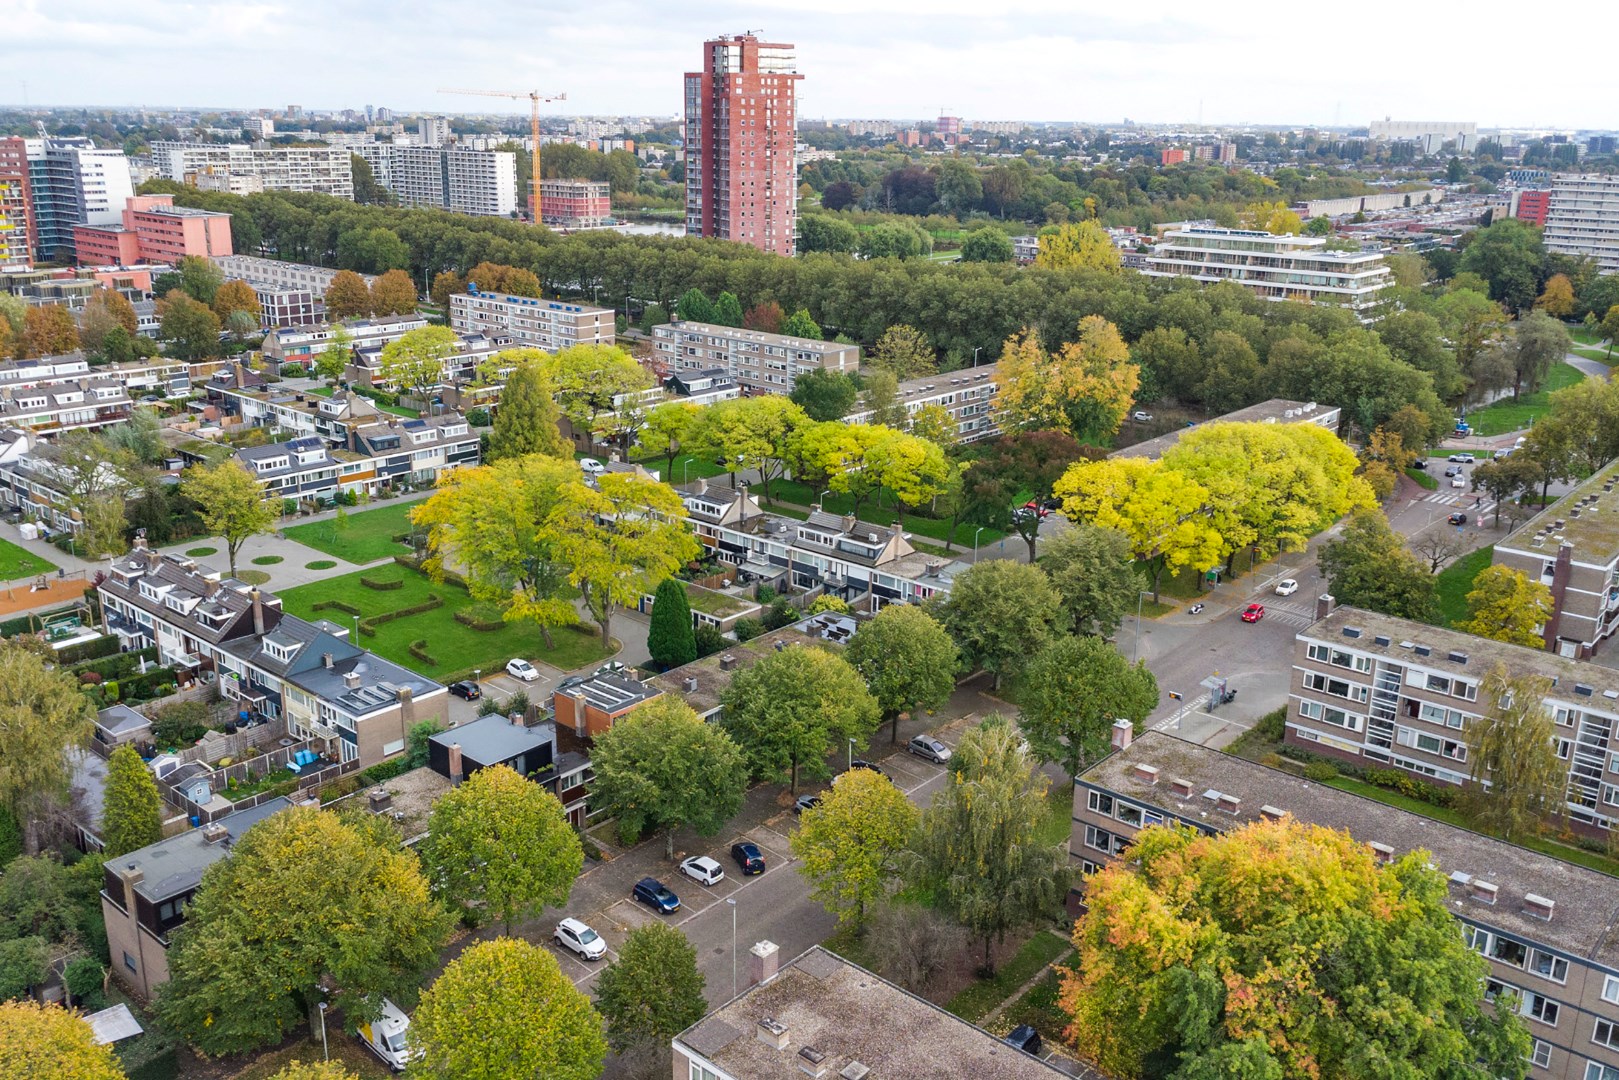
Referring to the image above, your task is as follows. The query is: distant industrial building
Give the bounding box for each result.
[1543,174,1619,274]
[1367,120,1480,154]
[352,144,517,217]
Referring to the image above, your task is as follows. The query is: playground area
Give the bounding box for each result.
[0,571,91,620]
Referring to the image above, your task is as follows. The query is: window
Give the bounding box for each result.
[1463,925,1489,953]
[1080,859,1101,876]
[1087,791,1113,817]
[1588,1062,1619,1080]
[1525,992,1559,1026]
[689,1062,722,1080]
[1492,937,1529,967]
[1530,1039,1551,1069]
[1115,802,1144,828]
[1604,974,1619,1005]
[123,951,137,973]
[1083,825,1115,854]
[1595,1020,1619,1050]
[1528,949,1568,984]
[560,772,582,792]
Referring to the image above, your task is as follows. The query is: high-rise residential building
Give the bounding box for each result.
[24,137,135,262]
[148,142,354,199]
[0,138,34,267]
[683,33,802,256]
[418,116,452,147]
[539,178,613,228]
[242,116,275,139]
[1161,147,1188,165]
[1142,226,1394,319]
[352,145,516,217]
[1543,174,1619,274]
[73,194,233,267]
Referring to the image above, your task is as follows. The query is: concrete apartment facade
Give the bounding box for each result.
[539,178,613,228]
[72,194,233,267]
[1142,227,1394,319]
[24,137,135,262]
[353,144,517,217]
[651,320,858,394]
[0,377,132,434]
[259,315,422,365]
[213,256,377,329]
[684,33,803,255]
[149,142,354,199]
[1071,730,1619,1080]
[448,287,613,353]
[844,364,1001,443]
[1545,175,1619,274]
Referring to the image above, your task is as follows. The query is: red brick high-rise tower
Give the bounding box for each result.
[684,33,802,256]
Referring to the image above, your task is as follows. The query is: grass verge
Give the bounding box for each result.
[0,538,54,581]
[945,930,1071,1023]
[251,555,284,565]
[184,546,218,557]
[1405,466,1438,490]
[305,560,337,570]
[283,502,421,564]
[1433,545,1493,628]
[236,570,271,585]
[1462,363,1585,436]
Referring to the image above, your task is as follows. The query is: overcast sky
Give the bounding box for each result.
[7,0,1615,129]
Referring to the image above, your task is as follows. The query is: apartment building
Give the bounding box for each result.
[1493,458,1619,659]
[1072,730,1619,1080]
[24,137,135,262]
[0,378,132,434]
[448,287,613,353]
[353,144,517,217]
[651,320,858,394]
[539,178,613,228]
[1142,226,1394,318]
[149,142,354,199]
[1112,399,1342,461]
[844,364,1001,443]
[213,256,373,328]
[684,33,803,255]
[259,315,422,366]
[72,194,233,267]
[1287,603,1619,838]
[1544,175,1619,274]
[0,354,191,397]
[0,138,34,267]
[1514,189,1554,227]
[349,330,509,390]
[664,367,741,406]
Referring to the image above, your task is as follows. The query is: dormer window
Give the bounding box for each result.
[263,639,294,663]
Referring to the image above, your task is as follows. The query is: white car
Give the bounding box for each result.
[579,457,606,475]
[506,658,540,681]
[1450,475,1467,488]
[1448,453,1475,464]
[679,855,726,887]
[553,917,606,960]
[1274,579,1299,597]
[1132,411,1153,422]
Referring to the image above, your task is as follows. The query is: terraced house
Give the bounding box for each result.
[0,377,131,433]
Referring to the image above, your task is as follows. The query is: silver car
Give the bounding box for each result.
[908,735,952,764]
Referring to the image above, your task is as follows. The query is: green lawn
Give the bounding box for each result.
[277,563,613,682]
[1405,466,1438,490]
[1433,545,1493,628]
[1573,345,1613,363]
[0,538,55,582]
[945,930,1072,1023]
[1461,363,1585,436]
[628,452,729,483]
[283,502,421,564]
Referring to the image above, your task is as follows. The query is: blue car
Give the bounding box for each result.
[632,877,680,914]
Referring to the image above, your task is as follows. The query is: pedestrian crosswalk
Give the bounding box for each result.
[1422,493,1497,515]
[1262,603,1318,628]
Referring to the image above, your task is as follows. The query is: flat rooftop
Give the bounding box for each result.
[1084,732,1619,967]
[430,714,552,765]
[1112,399,1338,461]
[649,625,829,717]
[119,797,292,904]
[1499,456,1619,564]
[675,946,1076,1079]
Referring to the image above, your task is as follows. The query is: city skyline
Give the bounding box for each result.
[8,0,1617,129]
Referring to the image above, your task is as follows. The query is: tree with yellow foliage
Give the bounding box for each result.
[1032,220,1121,273]
[1534,272,1575,318]
[994,318,1139,442]
[1460,565,1554,648]
[0,1001,125,1079]
[1242,200,1304,235]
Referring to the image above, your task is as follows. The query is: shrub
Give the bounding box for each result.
[361,575,404,591]
[762,596,798,631]
[1303,761,1338,782]
[1252,706,1286,743]
[756,585,777,604]
[79,672,103,685]
[151,701,210,748]
[452,608,504,631]
[466,407,491,427]
[360,757,411,785]
[1259,753,1285,768]
[694,624,727,658]
[409,639,437,665]
[733,618,764,642]
[282,498,298,516]
[103,679,119,701]
[56,635,119,665]
[360,595,443,635]
[63,957,106,1011]
[279,363,306,377]
[311,599,363,617]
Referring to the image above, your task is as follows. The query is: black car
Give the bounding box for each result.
[730,841,766,875]
[556,674,588,692]
[1448,512,1469,526]
[1005,1025,1043,1056]
[447,680,481,701]
[1411,459,1427,470]
[849,759,886,778]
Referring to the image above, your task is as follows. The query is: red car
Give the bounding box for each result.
[1019,500,1051,518]
[1241,604,1265,623]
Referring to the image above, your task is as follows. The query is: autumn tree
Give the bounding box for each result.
[1601,304,1619,359]
[101,744,162,858]
[156,808,452,1055]
[323,269,372,320]
[1062,817,1531,1079]
[17,305,80,359]
[646,577,696,670]
[743,299,784,333]
[1033,220,1121,272]
[690,395,806,504]
[791,768,919,928]
[465,261,541,297]
[264,1064,356,1080]
[0,642,96,852]
[421,764,582,933]
[1460,565,1554,648]
[1039,524,1138,637]
[180,459,274,577]
[1318,508,1438,622]
[485,352,569,461]
[867,427,951,523]
[933,560,1059,690]
[158,291,220,361]
[429,269,465,308]
[594,923,708,1055]
[543,473,699,647]
[721,645,881,793]
[412,454,578,649]
[1535,272,1575,317]
[0,1000,125,1080]
[907,402,958,450]
[548,343,653,452]
[211,279,262,326]
[868,324,936,380]
[843,604,957,744]
[995,319,1140,442]
[378,325,456,403]
[1019,636,1157,781]
[369,268,419,317]
[411,938,606,1080]
[1241,199,1305,235]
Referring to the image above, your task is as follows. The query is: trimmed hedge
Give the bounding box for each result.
[56,635,120,665]
[408,639,437,665]
[360,576,403,591]
[0,606,79,637]
[453,609,504,631]
[359,757,411,785]
[311,599,363,617]
[69,645,159,681]
[359,595,444,637]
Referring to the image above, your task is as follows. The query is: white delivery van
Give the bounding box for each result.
[357,998,416,1071]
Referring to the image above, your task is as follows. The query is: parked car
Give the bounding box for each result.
[594,661,626,677]
[849,759,887,778]
[1410,458,1427,470]
[1443,465,1461,478]
[447,680,481,701]
[679,855,726,886]
[1020,500,1051,518]
[506,658,540,682]
[1448,512,1469,525]
[1241,604,1265,624]
[908,735,952,764]
[793,793,821,814]
[632,877,680,914]
[1132,411,1153,422]
[1450,475,1467,488]
[1448,453,1476,463]
[731,842,766,875]
[1005,1025,1043,1056]
[553,917,606,961]
[579,457,606,475]
[556,674,587,691]
[1273,579,1299,597]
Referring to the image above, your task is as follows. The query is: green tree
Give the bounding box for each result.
[905,719,1067,972]
[1039,524,1138,637]
[721,645,881,793]
[312,324,352,383]
[543,473,700,648]
[908,402,959,450]
[934,560,1059,690]
[421,764,582,933]
[790,367,859,421]
[959,226,1013,263]
[1304,215,1334,236]
[0,643,95,853]
[1506,311,1570,399]
[1459,565,1553,648]
[1458,217,1546,313]
[711,290,744,327]
[323,270,373,320]
[485,353,569,461]
[780,308,823,339]
[369,268,419,317]
[0,937,49,1001]
[335,226,409,275]
[378,325,456,404]
[1062,817,1531,1080]
[1318,508,1438,622]
[548,343,653,452]
[798,214,861,254]
[410,938,605,1080]
[0,1000,126,1080]
[690,395,806,504]
[843,604,957,745]
[673,288,713,323]
[639,400,698,479]
[646,577,696,671]
[868,324,936,380]
[1470,453,1541,527]
[100,745,162,858]
[1034,220,1121,272]
[176,254,223,305]
[791,768,919,928]
[158,291,221,361]
[180,459,274,577]
[859,369,907,431]
[156,808,452,1055]
[1018,636,1157,782]
[1600,304,1619,360]
[594,923,708,1054]
[858,220,932,259]
[351,151,390,206]
[1463,665,1567,844]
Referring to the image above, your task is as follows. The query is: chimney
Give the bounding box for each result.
[447,742,463,785]
[1217,794,1241,815]
[695,476,707,495]
[251,588,265,636]
[1315,593,1336,620]
[511,710,525,727]
[569,691,587,737]
[1132,763,1159,784]
[1259,804,1286,822]
[1471,879,1499,904]
[343,671,361,690]
[1368,841,1395,865]
[321,652,333,669]
[749,940,780,986]
[202,822,230,844]
[1111,717,1134,751]
[719,654,739,672]
[684,676,698,693]
[756,1017,789,1051]
[841,513,856,532]
[1170,778,1194,798]
[1523,893,1555,921]
[367,787,392,813]
[119,864,144,913]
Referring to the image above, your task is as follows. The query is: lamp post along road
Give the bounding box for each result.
[1133,589,1152,664]
[726,897,738,1000]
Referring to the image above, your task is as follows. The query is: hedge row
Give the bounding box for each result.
[391,554,471,592]
[408,639,436,665]
[452,609,503,631]
[70,645,159,681]
[0,606,79,637]
[56,635,120,665]
[361,576,404,591]
[311,599,362,618]
[359,595,444,637]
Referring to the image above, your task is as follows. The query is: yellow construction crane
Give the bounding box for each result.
[438,87,567,221]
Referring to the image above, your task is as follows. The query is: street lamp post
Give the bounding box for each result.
[818,488,832,510]
[682,459,692,484]
[848,737,856,771]
[973,346,982,367]
[726,897,738,999]
[317,1002,328,1061]
[972,526,986,563]
[1133,590,1152,664]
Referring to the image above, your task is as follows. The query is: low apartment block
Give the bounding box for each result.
[1493,457,1619,658]
[0,354,193,398]
[845,364,1001,443]
[539,178,612,228]
[0,377,132,434]
[1287,603,1619,838]
[260,315,422,366]
[72,194,233,268]
[448,287,614,353]
[149,142,354,199]
[651,320,859,394]
[1142,226,1394,319]
[1544,174,1619,274]
[1072,730,1619,1080]
[349,330,509,390]
[212,256,376,329]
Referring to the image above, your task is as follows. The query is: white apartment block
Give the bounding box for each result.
[149,143,354,199]
[1143,227,1394,319]
[418,117,452,147]
[260,316,427,366]
[0,355,192,398]
[1544,174,1619,274]
[352,145,516,217]
[651,320,859,394]
[0,378,133,434]
[843,365,1001,443]
[448,288,614,353]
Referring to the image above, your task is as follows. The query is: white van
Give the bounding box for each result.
[357,998,417,1071]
